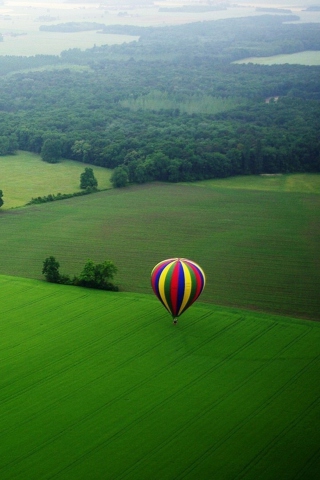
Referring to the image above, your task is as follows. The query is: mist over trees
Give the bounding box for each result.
[0,15,319,182]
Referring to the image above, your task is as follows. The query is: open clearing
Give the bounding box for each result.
[1,275,320,479]
[234,50,320,66]
[0,151,112,209]
[1,153,319,209]
[190,173,320,194]
[0,182,319,320]
[0,31,139,57]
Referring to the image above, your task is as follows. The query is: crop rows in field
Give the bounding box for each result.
[0,182,319,320]
[1,276,320,479]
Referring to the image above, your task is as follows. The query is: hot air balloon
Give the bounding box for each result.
[151,258,206,324]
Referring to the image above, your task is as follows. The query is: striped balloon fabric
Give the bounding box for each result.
[151,258,206,321]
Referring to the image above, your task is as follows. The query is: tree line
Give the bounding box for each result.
[42,256,118,291]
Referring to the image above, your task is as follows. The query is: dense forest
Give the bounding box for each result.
[0,15,320,183]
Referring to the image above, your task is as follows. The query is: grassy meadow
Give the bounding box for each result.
[190,173,320,194]
[0,151,112,209]
[1,275,320,480]
[0,179,319,320]
[0,31,139,57]
[234,50,320,66]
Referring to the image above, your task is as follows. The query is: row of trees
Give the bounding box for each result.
[1,92,319,183]
[42,256,118,291]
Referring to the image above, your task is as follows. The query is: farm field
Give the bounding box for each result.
[1,275,320,480]
[0,182,319,320]
[0,31,140,57]
[190,173,320,194]
[0,151,112,209]
[234,50,320,66]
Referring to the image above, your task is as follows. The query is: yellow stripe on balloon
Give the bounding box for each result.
[178,261,192,316]
[158,262,174,313]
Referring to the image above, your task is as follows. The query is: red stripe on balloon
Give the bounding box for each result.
[193,264,202,300]
[170,260,180,317]
[189,263,203,305]
[151,264,162,297]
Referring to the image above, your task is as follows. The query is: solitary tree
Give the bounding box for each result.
[80,167,98,189]
[110,166,129,188]
[41,138,62,164]
[0,136,9,155]
[0,189,3,208]
[42,256,61,283]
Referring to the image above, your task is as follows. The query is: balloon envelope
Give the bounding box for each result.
[151,258,206,319]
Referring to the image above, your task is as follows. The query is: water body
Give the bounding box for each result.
[1,1,320,56]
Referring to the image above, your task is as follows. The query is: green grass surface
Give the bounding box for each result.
[190,173,320,194]
[0,31,139,57]
[5,64,93,76]
[1,275,320,480]
[0,182,319,320]
[234,50,320,66]
[0,151,112,209]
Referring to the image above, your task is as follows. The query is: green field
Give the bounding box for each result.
[190,173,320,194]
[1,275,320,480]
[0,31,139,57]
[234,50,320,66]
[0,181,319,320]
[1,5,320,479]
[0,151,112,209]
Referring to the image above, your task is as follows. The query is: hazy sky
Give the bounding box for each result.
[1,0,320,56]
